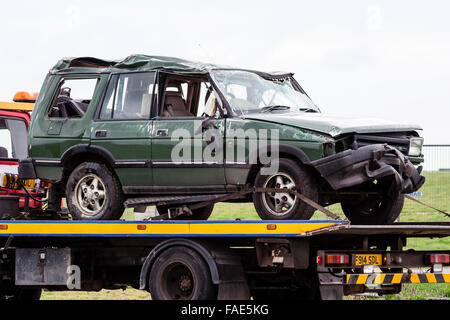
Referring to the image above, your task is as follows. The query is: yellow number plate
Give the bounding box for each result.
[2,174,35,189]
[355,254,382,266]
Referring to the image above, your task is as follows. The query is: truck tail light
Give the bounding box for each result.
[427,254,450,264]
[40,181,50,188]
[325,254,350,265]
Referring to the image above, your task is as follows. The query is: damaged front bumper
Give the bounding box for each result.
[310,144,425,194]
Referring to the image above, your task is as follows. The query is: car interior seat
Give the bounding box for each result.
[162,90,194,117]
[121,88,145,118]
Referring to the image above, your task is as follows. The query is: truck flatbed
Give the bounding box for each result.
[1,219,449,238]
[0,219,448,300]
[0,219,344,238]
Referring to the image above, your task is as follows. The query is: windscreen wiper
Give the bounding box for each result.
[299,107,318,113]
[261,105,291,113]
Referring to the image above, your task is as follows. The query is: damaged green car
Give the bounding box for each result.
[19,55,425,224]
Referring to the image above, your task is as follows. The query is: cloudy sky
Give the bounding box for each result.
[0,0,449,143]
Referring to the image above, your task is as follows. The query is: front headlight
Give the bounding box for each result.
[408,137,424,157]
[323,141,335,156]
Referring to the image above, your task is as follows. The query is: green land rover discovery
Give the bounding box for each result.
[19,55,425,224]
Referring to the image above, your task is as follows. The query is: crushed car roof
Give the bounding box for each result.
[50,54,292,77]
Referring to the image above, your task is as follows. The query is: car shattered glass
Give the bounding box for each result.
[210,70,319,116]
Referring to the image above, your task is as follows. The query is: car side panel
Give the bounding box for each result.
[90,120,152,186]
[151,118,226,186]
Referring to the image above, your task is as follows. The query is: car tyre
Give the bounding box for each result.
[341,193,404,225]
[253,158,318,220]
[66,162,124,220]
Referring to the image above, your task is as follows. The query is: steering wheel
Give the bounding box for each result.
[65,99,87,117]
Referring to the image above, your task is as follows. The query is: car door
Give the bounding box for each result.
[90,72,156,191]
[151,76,226,191]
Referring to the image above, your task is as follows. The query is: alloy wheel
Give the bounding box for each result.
[262,172,297,216]
[74,174,107,216]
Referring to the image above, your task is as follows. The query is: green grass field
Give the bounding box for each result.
[43,171,449,300]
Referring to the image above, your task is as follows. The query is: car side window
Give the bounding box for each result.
[99,72,156,120]
[48,78,99,118]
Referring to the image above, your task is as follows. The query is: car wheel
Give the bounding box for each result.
[149,247,216,300]
[252,158,318,220]
[341,193,404,225]
[156,203,214,220]
[66,162,124,220]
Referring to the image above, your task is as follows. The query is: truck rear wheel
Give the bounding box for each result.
[66,162,124,220]
[341,193,404,225]
[253,158,318,220]
[149,247,216,300]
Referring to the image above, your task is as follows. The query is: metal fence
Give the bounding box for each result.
[422,145,450,172]
[403,144,450,214]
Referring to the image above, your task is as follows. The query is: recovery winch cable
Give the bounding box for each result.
[153,187,344,221]
[15,177,449,221]
[17,179,47,203]
[153,188,450,222]
[405,194,450,219]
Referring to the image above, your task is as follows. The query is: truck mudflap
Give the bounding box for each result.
[310,144,425,194]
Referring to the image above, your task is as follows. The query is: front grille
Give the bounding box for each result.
[354,134,410,155]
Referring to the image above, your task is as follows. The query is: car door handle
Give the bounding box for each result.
[156,129,169,137]
[95,130,107,137]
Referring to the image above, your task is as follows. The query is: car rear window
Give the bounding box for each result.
[0,118,28,160]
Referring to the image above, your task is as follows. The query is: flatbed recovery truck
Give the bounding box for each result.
[0,219,449,300]
[0,100,448,301]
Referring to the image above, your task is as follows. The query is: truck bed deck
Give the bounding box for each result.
[0,219,449,239]
[0,220,344,238]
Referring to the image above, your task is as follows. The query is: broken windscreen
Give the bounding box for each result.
[209,70,319,116]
